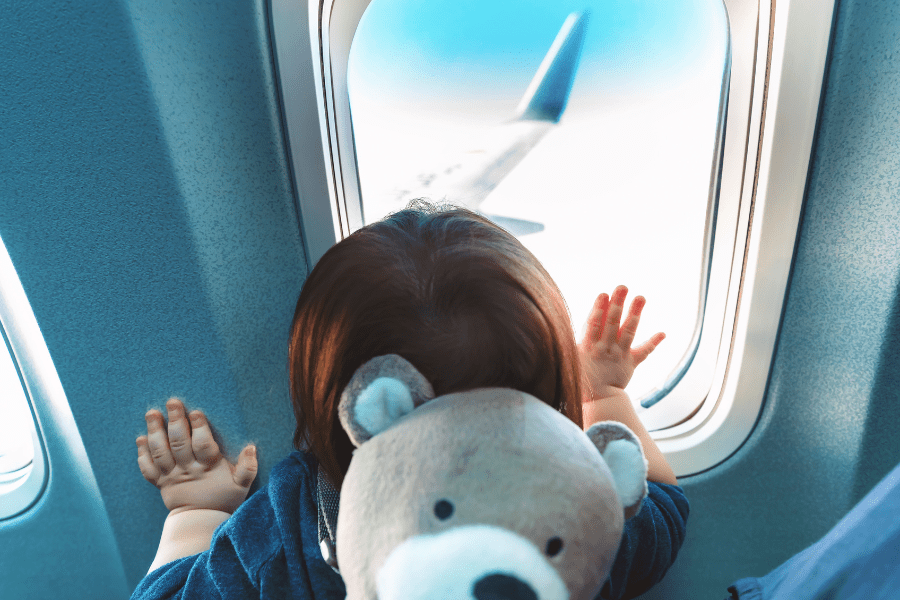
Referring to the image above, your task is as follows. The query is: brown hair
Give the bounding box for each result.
[288,200,583,490]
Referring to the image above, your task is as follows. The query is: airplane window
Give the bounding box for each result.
[0,236,47,519]
[346,0,729,404]
[0,326,35,499]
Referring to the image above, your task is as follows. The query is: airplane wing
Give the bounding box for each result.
[390,11,590,229]
[515,11,590,122]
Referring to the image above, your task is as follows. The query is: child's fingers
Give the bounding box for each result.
[232,445,258,489]
[582,293,609,345]
[632,332,666,366]
[145,409,176,474]
[600,286,628,346]
[189,411,221,465]
[618,296,645,350]
[136,436,160,484]
[166,398,196,468]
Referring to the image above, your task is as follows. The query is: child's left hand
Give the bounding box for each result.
[578,285,665,400]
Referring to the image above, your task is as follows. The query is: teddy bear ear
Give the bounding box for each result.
[338,354,436,447]
[585,421,649,520]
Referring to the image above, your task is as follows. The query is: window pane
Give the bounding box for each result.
[348,0,729,402]
[0,329,34,494]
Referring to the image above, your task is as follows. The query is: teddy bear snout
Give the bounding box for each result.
[375,524,569,600]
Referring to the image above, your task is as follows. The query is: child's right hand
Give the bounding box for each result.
[136,398,257,515]
[578,285,665,400]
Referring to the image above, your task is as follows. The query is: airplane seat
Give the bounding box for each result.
[726,458,900,599]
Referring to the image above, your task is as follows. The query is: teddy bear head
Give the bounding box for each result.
[334,354,648,600]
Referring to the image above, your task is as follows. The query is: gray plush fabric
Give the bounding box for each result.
[586,421,648,519]
[336,388,639,600]
[338,354,435,447]
[585,421,643,455]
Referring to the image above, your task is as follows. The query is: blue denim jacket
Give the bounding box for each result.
[131,451,689,600]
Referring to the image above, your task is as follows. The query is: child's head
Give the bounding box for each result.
[289,200,583,489]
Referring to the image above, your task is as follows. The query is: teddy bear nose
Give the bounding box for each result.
[473,573,539,600]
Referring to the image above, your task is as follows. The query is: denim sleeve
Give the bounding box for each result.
[129,452,344,600]
[597,482,690,600]
[128,492,284,600]
[129,553,212,600]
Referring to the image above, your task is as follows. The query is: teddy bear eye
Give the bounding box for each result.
[545,537,564,557]
[434,499,454,520]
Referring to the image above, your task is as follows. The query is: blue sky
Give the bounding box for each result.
[348,0,728,112]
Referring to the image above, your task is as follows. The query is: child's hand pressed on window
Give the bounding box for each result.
[136,398,257,516]
[578,285,666,401]
[578,285,677,485]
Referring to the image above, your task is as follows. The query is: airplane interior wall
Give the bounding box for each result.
[639,0,900,596]
[0,0,306,590]
[1,0,898,598]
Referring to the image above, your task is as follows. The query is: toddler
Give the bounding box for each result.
[131,200,688,600]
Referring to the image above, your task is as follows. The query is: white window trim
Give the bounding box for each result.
[271,0,836,477]
[652,0,837,475]
[0,236,48,519]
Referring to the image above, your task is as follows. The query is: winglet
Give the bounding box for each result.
[515,12,590,123]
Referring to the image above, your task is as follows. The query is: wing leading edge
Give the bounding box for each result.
[516,11,590,123]
[392,12,590,233]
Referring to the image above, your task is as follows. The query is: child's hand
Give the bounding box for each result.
[578,285,666,399]
[136,398,257,515]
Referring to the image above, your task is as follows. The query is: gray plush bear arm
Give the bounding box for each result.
[586,421,649,520]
